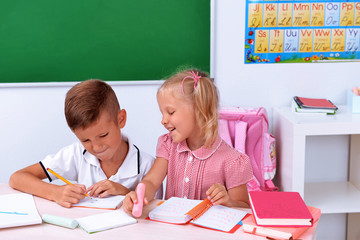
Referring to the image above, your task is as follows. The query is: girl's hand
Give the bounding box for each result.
[87,179,130,198]
[122,191,149,216]
[122,191,136,215]
[54,184,86,208]
[206,183,230,206]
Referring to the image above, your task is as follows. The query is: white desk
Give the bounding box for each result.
[0,184,317,240]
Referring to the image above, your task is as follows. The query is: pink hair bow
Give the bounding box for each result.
[181,71,201,95]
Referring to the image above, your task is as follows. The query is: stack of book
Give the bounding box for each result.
[242,191,321,240]
[292,96,338,114]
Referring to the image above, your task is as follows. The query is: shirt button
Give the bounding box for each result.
[183,196,187,199]
[185,177,189,183]
[188,156,193,162]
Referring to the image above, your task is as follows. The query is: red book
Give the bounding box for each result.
[249,191,313,227]
[242,206,321,240]
[294,96,337,110]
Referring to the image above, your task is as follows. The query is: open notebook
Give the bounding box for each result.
[0,193,42,228]
[72,195,125,210]
[149,197,247,232]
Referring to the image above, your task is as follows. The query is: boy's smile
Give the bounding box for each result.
[73,110,127,163]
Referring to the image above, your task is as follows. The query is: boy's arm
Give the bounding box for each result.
[9,163,86,208]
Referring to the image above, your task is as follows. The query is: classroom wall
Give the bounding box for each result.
[213,1,358,239]
[0,82,166,184]
[1,0,358,238]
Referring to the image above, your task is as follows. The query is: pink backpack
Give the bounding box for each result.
[218,107,278,191]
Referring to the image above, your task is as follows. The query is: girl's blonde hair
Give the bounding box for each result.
[158,69,219,148]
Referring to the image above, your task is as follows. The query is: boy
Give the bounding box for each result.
[9,79,160,208]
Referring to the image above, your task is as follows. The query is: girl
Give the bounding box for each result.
[123,69,253,213]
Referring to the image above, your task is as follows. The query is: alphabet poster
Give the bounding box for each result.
[245,0,360,63]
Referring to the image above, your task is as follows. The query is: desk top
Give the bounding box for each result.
[0,184,317,240]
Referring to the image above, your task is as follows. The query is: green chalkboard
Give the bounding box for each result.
[0,0,210,83]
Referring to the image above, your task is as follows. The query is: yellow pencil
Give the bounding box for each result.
[47,168,90,197]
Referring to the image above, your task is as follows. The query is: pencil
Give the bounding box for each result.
[47,168,90,197]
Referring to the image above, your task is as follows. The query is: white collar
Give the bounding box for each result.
[82,134,140,179]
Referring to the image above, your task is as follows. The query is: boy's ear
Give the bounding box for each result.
[117,109,127,128]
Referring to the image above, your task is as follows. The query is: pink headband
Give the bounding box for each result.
[181,71,201,95]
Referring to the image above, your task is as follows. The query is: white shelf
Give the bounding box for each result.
[305,181,360,214]
[275,105,360,136]
[273,106,360,238]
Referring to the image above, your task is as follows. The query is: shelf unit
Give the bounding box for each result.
[273,106,360,239]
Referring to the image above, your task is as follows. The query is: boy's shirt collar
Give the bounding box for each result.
[82,134,139,179]
[176,135,222,160]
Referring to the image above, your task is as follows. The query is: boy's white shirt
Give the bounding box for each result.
[41,134,160,195]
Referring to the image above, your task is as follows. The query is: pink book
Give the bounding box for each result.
[242,206,321,240]
[249,191,313,227]
[295,96,337,109]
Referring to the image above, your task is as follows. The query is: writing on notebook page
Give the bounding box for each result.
[73,195,125,210]
[0,193,42,229]
[0,211,28,215]
[149,197,247,232]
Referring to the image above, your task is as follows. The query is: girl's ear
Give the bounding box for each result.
[117,109,127,128]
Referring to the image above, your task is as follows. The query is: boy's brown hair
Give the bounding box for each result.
[65,79,120,130]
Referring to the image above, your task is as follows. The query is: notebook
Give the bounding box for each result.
[242,206,321,240]
[294,96,338,110]
[72,195,125,210]
[148,197,247,232]
[76,209,137,233]
[292,98,337,114]
[0,193,42,228]
[249,191,313,227]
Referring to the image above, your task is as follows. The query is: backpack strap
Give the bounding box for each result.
[218,119,233,147]
[264,180,279,191]
[234,121,247,154]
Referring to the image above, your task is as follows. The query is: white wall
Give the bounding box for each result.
[0,81,166,184]
[213,0,359,112]
[0,1,357,238]
[213,0,358,239]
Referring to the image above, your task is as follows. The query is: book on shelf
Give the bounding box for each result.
[148,197,248,233]
[0,193,42,229]
[72,195,125,210]
[292,98,337,114]
[76,209,137,234]
[242,206,321,240]
[294,96,338,111]
[249,191,314,227]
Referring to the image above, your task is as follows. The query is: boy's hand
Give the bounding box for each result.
[54,184,86,208]
[87,179,130,198]
[122,191,148,215]
[206,183,230,206]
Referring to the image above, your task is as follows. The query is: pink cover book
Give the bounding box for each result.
[242,206,321,240]
[249,191,313,227]
[296,96,337,109]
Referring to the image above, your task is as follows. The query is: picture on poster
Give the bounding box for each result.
[245,0,360,64]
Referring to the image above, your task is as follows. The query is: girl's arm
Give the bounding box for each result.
[206,183,250,208]
[141,157,168,201]
[123,157,168,214]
